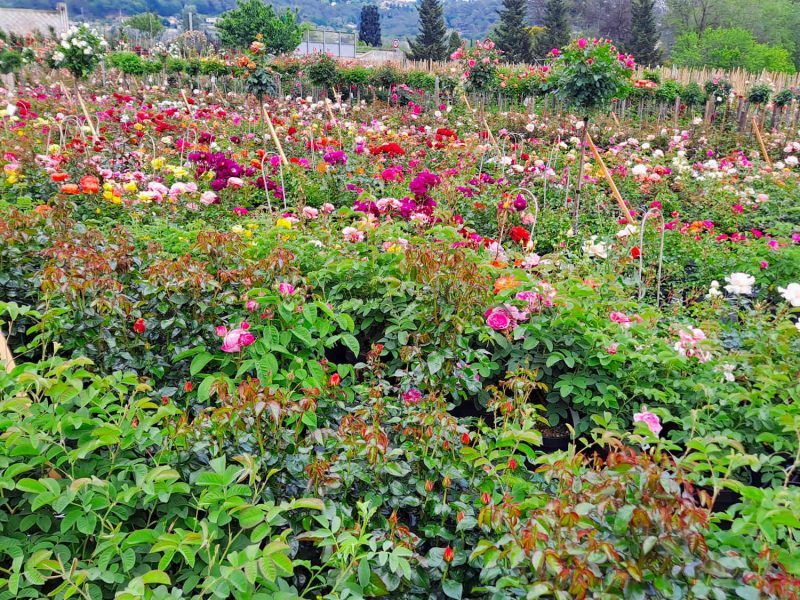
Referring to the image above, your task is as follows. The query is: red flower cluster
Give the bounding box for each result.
[509,226,530,245]
[369,142,405,157]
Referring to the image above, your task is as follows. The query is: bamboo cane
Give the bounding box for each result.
[586,133,636,225]
[751,116,772,167]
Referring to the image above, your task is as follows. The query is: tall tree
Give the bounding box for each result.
[358,5,382,46]
[124,13,165,37]
[494,0,534,62]
[216,0,304,54]
[628,0,661,65]
[407,0,449,61]
[448,30,463,53]
[533,0,570,58]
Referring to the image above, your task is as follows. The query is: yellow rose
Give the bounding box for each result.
[275,217,292,229]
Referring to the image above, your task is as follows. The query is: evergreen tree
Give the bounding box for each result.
[358,5,382,47]
[533,0,570,58]
[448,30,463,54]
[627,0,661,65]
[494,0,533,63]
[407,0,449,61]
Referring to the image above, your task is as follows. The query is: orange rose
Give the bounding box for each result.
[80,175,100,194]
[60,183,80,195]
[51,172,69,182]
[493,276,519,294]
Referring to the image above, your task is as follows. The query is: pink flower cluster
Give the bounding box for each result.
[633,408,662,436]
[217,321,256,353]
[485,284,556,331]
[673,327,711,363]
[609,311,643,329]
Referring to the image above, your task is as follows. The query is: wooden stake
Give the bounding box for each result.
[180,89,193,113]
[586,133,636,225]
[0,330,15,373]
[752,116,772,167]
[75,90,98,140]
[462,92,472,112]
[263,105,288,166]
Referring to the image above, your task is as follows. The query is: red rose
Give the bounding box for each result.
[509,226,530,246]
[443,547,455,563]
[133,318,146,334]
[631,246,641,259]
[184,381,193,392]
[329,373,341,387]
[461,432,471,445]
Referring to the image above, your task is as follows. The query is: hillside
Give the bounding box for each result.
[0,0,501,41]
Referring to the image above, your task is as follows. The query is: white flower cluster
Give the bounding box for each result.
[51,25,107,67]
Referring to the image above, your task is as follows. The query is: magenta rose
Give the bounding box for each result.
[485,307,512,331]
[278,282,296,296]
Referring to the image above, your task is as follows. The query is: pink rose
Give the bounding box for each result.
[577,38,587,49]
[246,299,258,312]
[215,325,228,337]
[200,191,219,205]
[633,409,662,436]
[221,327,255,353]
[321,202,335,214]
[485,307,512,331]
[227,177,244,189]
[302,206,319,219]
[278,282,295,296]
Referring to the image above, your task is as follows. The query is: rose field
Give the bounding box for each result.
[1,31,800,600]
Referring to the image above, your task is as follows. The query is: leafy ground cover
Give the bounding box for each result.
[1,40,800,600]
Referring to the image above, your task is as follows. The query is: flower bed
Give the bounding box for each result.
[0,68,799,598]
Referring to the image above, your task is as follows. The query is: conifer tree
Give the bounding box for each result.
[533,0,570,59]
[627,0,661,65]
[448,30,462,54]
[407,0,449,61]
[358,5,382,47]
[494,0,533,63]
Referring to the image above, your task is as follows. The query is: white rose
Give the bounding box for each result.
[631,164,648,177]
[583,235,608,259]
[724,272,755,295]
[778,283,800,307]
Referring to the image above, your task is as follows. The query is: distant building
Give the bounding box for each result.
[0,3,69,36]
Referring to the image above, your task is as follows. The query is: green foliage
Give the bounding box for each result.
[123,12,165,36]
[655,79,682,102]
[46,25,107,80]
[773,88,794,106]
[108,51,146,76]
[551,38,634,114]
[533,0,570,59]
[494,0,534,64]
[747,83,772,104]
[406,0,449,61]
[671,28,796,73]
[216,0,303,54]
[306,53,340,95]
[627,0,661,66]
[358,4,382,47]
[682,81,707,105]
[0,47,21,75]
